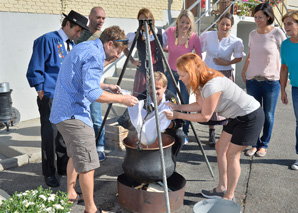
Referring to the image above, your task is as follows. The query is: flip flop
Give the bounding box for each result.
[68,192,84,204]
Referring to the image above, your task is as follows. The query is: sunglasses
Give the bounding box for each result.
[113,39,129,45]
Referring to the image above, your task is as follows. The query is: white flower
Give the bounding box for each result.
[45,207,55,213]
[2,186,71,212]
[48,195,55,202]
[22,200,28,207]
[37,203,46,210]
[24,201,35,208]
[39,194,47,201]
[53,204,64,210]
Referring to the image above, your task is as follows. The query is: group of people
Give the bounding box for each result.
[164,2,298,203]
[25,2,298,212]
[26,7,138,213]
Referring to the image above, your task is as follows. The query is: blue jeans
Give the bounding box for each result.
[246,79,280,149]
[166,70,190,136]
[291,87,298,154]
[90,101,105,151]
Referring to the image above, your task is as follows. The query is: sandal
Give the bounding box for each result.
[255,148,267,157]
[68,192,84,204]
[245,148,257,157]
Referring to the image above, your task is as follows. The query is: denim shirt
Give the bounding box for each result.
[50,38,105,127]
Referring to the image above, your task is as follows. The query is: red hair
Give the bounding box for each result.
[176,53,224,93]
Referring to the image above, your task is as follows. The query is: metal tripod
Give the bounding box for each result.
[96,19,214,212]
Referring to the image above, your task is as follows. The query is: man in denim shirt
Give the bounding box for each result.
[50,26,137,213]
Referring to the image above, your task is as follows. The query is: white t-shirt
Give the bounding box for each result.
[199,31,245,70]
[201,77,260,119]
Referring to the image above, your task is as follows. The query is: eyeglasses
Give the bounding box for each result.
[113,39,129,45]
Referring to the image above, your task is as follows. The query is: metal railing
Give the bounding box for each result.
[170,0,289,36]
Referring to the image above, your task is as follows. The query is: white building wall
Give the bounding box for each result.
[0,10,178,122]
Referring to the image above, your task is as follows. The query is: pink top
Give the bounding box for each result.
[164,27,202,71]
[246,27,286,80]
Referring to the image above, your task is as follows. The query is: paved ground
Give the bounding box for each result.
[1,87,298,212]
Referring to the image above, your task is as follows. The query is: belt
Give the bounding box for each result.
[253,75,267,82]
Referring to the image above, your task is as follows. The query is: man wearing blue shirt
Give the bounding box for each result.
[26,10,89,187]
[50,26,138,213]
[75,7,108,162]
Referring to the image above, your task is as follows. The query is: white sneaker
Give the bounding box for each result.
[291,159,298,170]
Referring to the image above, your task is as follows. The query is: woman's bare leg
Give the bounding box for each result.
[214,131,232,192]
[223,143,247,200]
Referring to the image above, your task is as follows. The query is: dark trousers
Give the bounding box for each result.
[37,96,68,177]
[165,128,185,158]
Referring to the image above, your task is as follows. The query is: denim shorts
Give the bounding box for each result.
[57,119,100,173]
[223,107,265,146]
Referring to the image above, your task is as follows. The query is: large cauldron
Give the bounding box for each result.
[122,133,176,182]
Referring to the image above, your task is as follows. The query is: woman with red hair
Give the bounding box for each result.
[164,53,264,201]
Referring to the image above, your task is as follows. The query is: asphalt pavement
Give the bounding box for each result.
[0,87,298,213]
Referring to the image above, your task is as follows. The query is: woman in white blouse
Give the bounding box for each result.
[199,13,245,147]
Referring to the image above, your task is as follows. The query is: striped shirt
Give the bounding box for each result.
[50,38,105,127]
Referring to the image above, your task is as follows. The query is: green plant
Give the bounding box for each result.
[235,0,281,16]
[0,186,72,213]
[235,0,262,16]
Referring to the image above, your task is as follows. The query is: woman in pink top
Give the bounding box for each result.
[241,3,286,157]
[163,9,202,141]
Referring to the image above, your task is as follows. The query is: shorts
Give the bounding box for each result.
[56,119,100,173]
[223,107,264,146]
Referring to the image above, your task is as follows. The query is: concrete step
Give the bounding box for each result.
[200,16,216,25]
[115,67,136,79]
[104,77,134,92]
[123,61,137,69]
[197,16,216,33]
[101,102,127,119]
[199,23,217,33]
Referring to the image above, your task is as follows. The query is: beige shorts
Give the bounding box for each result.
[56,119,100,173]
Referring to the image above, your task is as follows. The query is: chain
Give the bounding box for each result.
[145,39,151,113]
[137,21,151,150]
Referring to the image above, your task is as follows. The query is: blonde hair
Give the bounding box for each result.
[153,71,168,87]
[175,10,196,48]
[176,53,224,93]
[282,10,298,23]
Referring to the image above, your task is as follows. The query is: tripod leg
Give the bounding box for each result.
[144,20,171,213]
[95,24,143,144]
[149,24,215,179]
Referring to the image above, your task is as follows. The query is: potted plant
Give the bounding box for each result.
[234,0,281,17]
[0,186,72,212]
